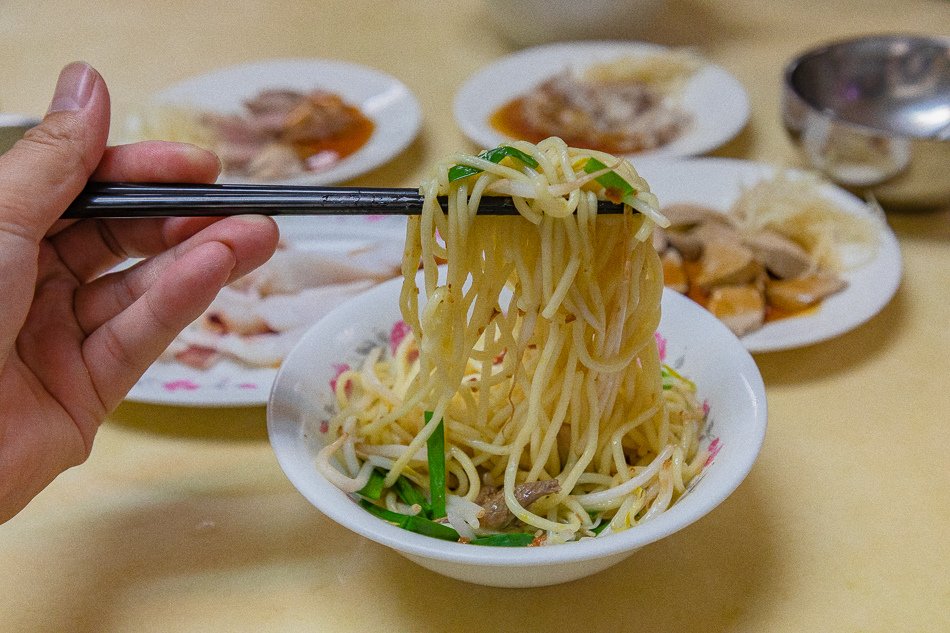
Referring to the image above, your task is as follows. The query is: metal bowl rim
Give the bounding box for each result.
[782,33,950,141]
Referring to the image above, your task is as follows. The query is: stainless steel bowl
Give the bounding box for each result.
[783,34,950,210]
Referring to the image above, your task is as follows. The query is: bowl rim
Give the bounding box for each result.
[267,281,768,567]
[783,32,950,141]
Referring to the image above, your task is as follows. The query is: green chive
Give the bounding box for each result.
[359,500,460,541]
[400,515,460,541]
[357,468,386,500]
[395,476,431,517]
[470,533,536,547]
[662,363,696,391]
[359,499,407,523]
[448,145,539,181]
[583,157,636,198]
[425,411,447,519]
[591,520,611,535]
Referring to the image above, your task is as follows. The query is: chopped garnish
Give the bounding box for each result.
[425,411,447,519]
[470,533,537,547]
[448,145,539,181]
[591,520,611,535]
[357,468,386,500]
[359,499,406,523]
[395,475,431,517]
[359,500,460,541]
[661,363,696,391]
[583,157,636,203]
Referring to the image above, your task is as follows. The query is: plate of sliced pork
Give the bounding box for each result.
[127,216,407,406]
[123,58,421,185]
[637,158,901,353]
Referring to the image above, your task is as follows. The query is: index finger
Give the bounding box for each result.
[92,140,221,183]
[47,141,228,280]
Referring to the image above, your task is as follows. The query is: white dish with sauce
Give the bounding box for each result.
[636,158,902,353]
[453,41,749,158]
[125,58,422,187]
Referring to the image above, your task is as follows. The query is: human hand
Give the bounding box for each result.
[0,62,279,522]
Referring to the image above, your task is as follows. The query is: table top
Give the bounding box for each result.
[2,1,948,631]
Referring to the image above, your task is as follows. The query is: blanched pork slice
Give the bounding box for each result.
[765,274,847,312]
[744,229,813,279]
[256,280,375,332]
[244,242,402,296]
[159,336,191,362]
[176,326,310,368]
[707,285,766,336]
[203,279,375,336]
[174,345,222,370]
[478,480,561,529]
[694,240,761,289]
[161,327,223,369]
[202,286,270,335]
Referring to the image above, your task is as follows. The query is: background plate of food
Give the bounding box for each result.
[453,41,749,159]
[126,215,407,407]
[636,157,902,353]
[123,58,422,186]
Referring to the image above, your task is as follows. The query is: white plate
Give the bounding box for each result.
[453,41,749,158]
[268,274,766,586]
[146,58,422,186]
[125,214,408,407]
[635,158,903,353]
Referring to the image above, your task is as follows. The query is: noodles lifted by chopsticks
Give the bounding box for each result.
[320,137,707,544]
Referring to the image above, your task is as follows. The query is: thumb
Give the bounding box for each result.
[0,61,110,242]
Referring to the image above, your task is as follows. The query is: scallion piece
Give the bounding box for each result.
[395,475,431,517]
[470,533,536,547]
[591,520,611,535]
[448,145,539,181]
[359,500,460,541]
[583,157,636,200]
[400,515,460,541]
[359,499,408,523]
[357,468,386,500]
[661,363,696,391]
[425,411,447,519]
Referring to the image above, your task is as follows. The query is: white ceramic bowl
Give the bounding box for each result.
[268,276,767,587]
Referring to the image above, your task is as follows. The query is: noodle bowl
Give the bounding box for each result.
[316,138,708,545]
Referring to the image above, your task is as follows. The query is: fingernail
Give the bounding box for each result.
[47,62,97,114]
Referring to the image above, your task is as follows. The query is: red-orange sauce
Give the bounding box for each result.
[291,104,375,161]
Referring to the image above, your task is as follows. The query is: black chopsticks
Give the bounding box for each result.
[61,182,627,219]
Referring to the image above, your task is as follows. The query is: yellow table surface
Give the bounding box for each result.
[2,1,948,631]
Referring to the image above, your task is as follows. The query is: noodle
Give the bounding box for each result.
[319,137,706,544]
